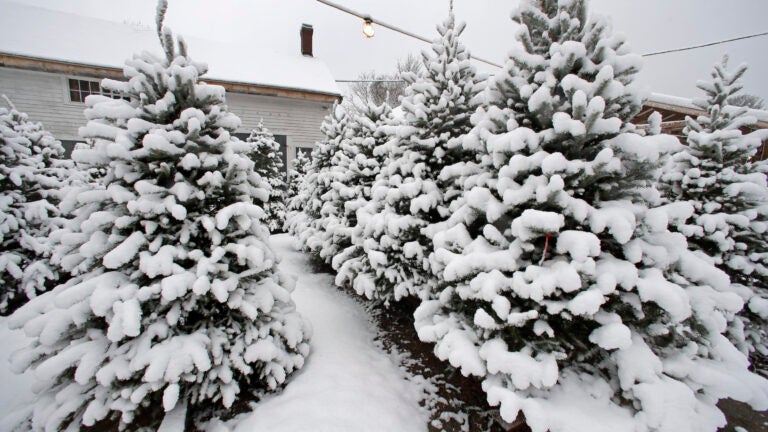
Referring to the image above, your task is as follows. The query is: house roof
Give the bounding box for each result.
[647,92,768,124]
[0,1,341,98]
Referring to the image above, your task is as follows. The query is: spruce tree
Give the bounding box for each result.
[659,58,768,360]
[285,102,351,266]
[7,4,310,430]
[285,150,310,214]
[334,12,481,304]
[322,101,391,274]
[239,120,287,233]
[414,1,768,430]
[0,97,73,315]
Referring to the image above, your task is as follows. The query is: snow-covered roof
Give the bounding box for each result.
[0,1,341,97]
[647,93,698,110]
[648,92,768,124]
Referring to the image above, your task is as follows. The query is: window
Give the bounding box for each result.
[68,78,126,102]
[296,146,313,159]
[59,140,82,158]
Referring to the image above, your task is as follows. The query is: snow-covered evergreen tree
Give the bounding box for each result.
[333,12,481,305]
[0,97,72,315]
[658,58,768,359]
[321,102,391,274]
[7,4,310,430]
[414,1,768,431]
[285,150,310,213]
[239,120,287,233]
[285,103,351,265]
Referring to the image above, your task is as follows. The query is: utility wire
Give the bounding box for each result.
[642,31,768,57]
[316,0,503,68]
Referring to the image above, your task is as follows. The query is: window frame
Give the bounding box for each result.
[66,77,127,103]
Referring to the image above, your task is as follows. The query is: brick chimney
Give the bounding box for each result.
[300,24,313,57]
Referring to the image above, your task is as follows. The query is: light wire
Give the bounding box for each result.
[642,31,768,57]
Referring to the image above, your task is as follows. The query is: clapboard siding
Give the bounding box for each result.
[0,67,333,162]
[226,92,332,163]
[0,68,87,140]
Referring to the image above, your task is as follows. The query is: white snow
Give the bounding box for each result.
[0,1,341,97]
[229,234,427,432]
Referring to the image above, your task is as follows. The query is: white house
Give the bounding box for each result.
[0,1,341,167]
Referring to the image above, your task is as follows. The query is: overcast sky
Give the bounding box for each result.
[18,0,768,103]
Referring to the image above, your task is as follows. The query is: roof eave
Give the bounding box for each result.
[0,52,341,103]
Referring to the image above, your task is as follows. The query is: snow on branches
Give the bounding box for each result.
[0,97,74,315]
[658,57,768,359]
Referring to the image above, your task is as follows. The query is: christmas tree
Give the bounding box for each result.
[320,101,391,277]
[285,102,351,266]
[414,1,768,431]
[285,150,310,214]
[8,3,310,430]
[238,120,287,233]
[0,97,73,315]
[659,58,768,360]
[334,12,482,305]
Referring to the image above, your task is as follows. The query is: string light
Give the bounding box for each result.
[362,15,375,38]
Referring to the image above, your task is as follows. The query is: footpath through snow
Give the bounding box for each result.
[0,234,427,432]
[229,233,427,432]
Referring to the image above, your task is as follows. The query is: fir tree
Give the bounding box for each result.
[285,150,310,213]
[7,4,310,430]
[322,101,391,273]
[414,1,768,431]
[334,12,482,305]
[239,120,287,233]
[0,97,73,315]
[659,58,768,359]
[285,103,351,266]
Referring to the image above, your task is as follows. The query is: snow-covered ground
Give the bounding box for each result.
[229,234,427,432]
[0,233,428,431]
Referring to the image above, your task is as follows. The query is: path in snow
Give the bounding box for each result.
[231,233,427,432]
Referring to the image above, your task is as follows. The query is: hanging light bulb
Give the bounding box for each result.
[362,16,375,38]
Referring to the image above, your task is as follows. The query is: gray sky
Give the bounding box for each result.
[19,0,768,103]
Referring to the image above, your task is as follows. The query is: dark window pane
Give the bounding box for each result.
[68,79,78,90]
[90,81,100,93]
[59,140,80,158]
[70,90,81,102]
[296,147,313,159]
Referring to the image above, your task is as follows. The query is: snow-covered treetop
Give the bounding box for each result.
[242,119,284,174]
[321,102,352,146]
[688,57,765,136]
[489,0,644,131]
[398,12,481,137]
[1,96,65,164]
